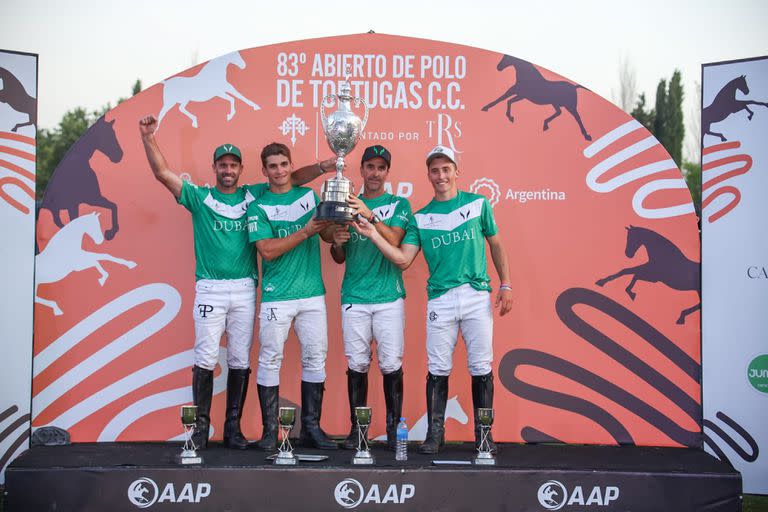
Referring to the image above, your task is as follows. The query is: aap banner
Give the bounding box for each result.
[32,34,701,447]
[0,48,37,483]
[702,55,768,494]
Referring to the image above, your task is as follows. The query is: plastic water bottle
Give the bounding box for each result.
[395,417,408,461]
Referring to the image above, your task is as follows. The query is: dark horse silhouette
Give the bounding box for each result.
[595,226,700,325]
[703,75,768,142]
[0,66,37,132]
[482,55,591,141]
[39,116,123,244]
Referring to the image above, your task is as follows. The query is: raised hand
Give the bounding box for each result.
[139,115,158,136]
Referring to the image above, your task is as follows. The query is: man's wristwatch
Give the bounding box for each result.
[368,213,381,225]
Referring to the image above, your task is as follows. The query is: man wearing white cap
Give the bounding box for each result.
[353,144,513,454]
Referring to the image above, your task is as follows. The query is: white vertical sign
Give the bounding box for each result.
[702,55,768,494]
[0,49,37,483]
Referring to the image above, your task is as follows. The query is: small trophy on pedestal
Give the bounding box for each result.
[177,405,202,465]
[316,67,369,222]
[274,407,298,465]
[352,406,374,465]
[473,408,496,465]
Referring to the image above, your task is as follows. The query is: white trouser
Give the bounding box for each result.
[341,298,405,374]
[426,283,493,376]
[193,278,256,371]
[257,295,328,386]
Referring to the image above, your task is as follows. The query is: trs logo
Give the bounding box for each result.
[537,480,619,510]
[334,478,415,509]
[127,477,211,508]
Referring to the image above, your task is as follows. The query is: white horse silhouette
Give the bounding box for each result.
[156,51,260,130]
[35,212,137,316]
[374,395,469,442]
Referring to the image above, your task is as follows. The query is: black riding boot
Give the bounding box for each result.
[254,384,279,451]
[383,368,404,450]
[472,372,497,454]
[223,368,250,449]
[418,373,448,454]
[299,381,338,450]
[191,366,213,450]
[342,369,368,450]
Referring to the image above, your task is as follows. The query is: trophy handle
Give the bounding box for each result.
[320,94,337,135]
[354,96,370,131]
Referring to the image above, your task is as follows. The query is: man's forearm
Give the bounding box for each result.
[291,162,324,186]
[368,230,416,270]
[141,133,181,198]
[374,223,405,246]
[256,227,312,261]
[488,237,511,284]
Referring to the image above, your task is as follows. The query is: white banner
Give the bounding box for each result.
[0,49,37,483]
[702,55,768,494]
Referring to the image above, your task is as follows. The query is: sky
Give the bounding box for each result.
[1,0,766,160]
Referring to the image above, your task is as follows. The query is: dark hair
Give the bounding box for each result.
[260,142,292,167]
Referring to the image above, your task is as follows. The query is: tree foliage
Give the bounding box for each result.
[630,69,699,214]
[35,80,142,199]
[631,93,655,132]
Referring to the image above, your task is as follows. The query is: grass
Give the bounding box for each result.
[745,495,768,512]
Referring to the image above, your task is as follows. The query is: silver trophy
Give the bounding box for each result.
[473,408,496,465]
[352,406,374,465]
[316,67,369,222]
[274,407,298,465]
[177,405,202,465]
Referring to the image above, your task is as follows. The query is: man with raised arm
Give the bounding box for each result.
[247,142,338,450]
[329,145,412,450]
[353,145,513,455]
[139,115,334,451]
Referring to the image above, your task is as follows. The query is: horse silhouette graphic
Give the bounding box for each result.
[0,66,37,132]
[156,51,260,130]
[35,212,137,316]
[596,226,700,325]
[703,75,768,142]
[482,55,591,141]
[39,116,123,241]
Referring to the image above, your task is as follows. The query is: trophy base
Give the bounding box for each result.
[177,451,202,465]
[352,451,375,465]
[316,201,356,222]
[274,452,298,465]
[473,453,496,465]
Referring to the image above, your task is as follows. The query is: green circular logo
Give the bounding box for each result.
[747,355,768,394]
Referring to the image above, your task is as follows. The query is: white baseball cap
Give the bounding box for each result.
[426,145,456,166]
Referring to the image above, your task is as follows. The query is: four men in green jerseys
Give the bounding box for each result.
[141,114,512,454]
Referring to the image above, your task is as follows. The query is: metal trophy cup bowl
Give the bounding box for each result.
[275,407,298,465]
[352,406,374,465]
[473,407,496,465]
[316,67,369,222]
[177,405,202,465]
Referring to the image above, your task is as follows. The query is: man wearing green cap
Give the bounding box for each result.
[138,115,334,451]
[329,145,412,451]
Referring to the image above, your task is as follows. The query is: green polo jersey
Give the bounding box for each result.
[177,181,268,281]
[403,190,498,300]
[246,186,325,302]
[339,193,412,304]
